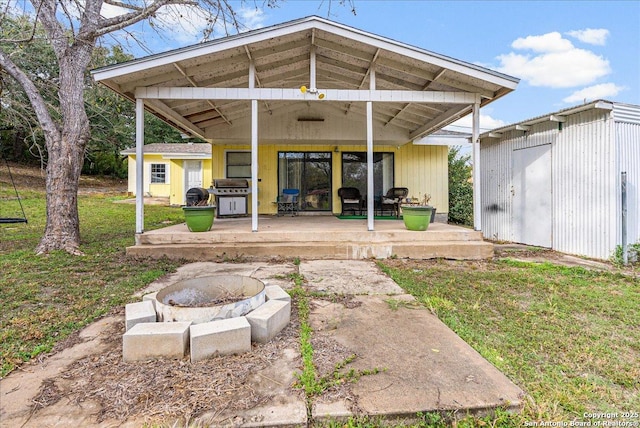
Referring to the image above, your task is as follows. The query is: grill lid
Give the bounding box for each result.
[213,179,249,188]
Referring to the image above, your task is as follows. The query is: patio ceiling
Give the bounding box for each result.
[92,16,519,145]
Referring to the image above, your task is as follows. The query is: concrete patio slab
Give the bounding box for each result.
[309,295,524,422]
[300,259,405,295]
[0,260,524,427]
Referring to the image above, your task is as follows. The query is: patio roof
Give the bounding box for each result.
[92,16,519,145]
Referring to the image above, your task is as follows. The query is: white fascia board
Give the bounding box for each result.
[92,18,322,82]
[135,87,481,104]
[92,17,518,90]
[311,20,519,89]
[482,100,615,137]
[413,135,471,146]
[161,154,210,159]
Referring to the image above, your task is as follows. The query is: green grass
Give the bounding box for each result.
[0,189,185,377]
[379,259,640,424]
[3,184,639,427]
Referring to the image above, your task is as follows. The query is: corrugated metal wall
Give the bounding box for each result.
[552,109,617,259]
[480,122,556,243]
[615,106,640,250]
[481,103,640,260]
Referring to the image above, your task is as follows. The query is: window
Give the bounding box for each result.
[226,151,251,178]
[150,163,167,183]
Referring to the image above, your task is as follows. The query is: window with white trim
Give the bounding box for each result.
[150,163,167,183]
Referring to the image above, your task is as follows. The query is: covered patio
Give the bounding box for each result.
[128,215,492,260]
[92,16,518,258]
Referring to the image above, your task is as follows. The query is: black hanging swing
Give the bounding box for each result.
[1,152,28,224]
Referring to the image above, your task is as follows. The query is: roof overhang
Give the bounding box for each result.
[93,16,519,145]
[480,100,614,140]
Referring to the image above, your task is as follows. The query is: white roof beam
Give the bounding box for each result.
[173,63,232,126]
[410,104,473,139]
[145,99,207,140]
[136,87,482,104]
[245,46,273,115]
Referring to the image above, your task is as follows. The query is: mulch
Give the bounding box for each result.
[28,292,365,425]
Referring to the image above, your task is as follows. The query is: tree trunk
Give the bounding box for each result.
[35,48,91,255]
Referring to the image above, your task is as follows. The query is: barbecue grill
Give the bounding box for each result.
[209,179,250,217]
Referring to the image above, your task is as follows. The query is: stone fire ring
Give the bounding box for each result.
[155,275,266,324]
[122,275,291,362]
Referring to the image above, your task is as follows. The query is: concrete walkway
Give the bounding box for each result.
[0,260,524,427]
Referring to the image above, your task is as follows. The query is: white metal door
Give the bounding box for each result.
[511,144,552,247]
[184,160,203,202]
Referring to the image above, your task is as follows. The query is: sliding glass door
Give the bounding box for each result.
[278,152,332,212]
[341,152,394,199]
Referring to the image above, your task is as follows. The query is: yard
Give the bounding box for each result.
[1,165,638,426]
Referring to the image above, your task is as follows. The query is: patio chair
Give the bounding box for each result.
[276,188,300,216]
[380,187,408,218]
[337,187,364,216]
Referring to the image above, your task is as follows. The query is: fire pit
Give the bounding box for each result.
[154,275,265,324]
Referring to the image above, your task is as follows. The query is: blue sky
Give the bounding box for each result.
[108,0,640,132]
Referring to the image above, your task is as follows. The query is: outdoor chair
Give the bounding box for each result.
[276,188,300,216]
[337,187,364,216]
[380,187,408,218]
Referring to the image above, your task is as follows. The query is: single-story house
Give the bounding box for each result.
[120,143,212,203]
[479,100,640,260]
[92,16,519,234]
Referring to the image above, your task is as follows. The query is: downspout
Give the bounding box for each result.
[472,101,481,231]
[135,98,145,235]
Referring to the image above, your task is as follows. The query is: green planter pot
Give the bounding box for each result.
[182,206,216,232]
[401,205,433,231]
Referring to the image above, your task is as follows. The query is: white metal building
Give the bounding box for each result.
[479,100,640,260]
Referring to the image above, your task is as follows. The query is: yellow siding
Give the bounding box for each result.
[395,144,449,213]
[126,155,214,205]
[211,143,448,215]
[168,159,183,205]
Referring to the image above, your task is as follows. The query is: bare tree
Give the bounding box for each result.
[0,0,354,255]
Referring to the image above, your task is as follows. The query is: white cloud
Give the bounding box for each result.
[512,32,574,53]
[495,31,611,88]
[99,3,266,45]
[562,83,625,103]
[237,7,266,32]
[566,28,609,46]
[446,113,508,133]
[100,2,128,19]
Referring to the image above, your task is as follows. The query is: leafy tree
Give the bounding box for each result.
[448,146,473,226]
[0,0,357,254]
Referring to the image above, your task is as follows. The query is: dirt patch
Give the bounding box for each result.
[1,310,302,426]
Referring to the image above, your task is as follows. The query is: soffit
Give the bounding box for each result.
[93,16,518,143]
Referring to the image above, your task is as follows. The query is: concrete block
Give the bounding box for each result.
[265,285,291,303]
[246,299,290,343]
[125,300,156,331]
[190,317,251,362]
[142,292,158,310]
[122,322,191,361]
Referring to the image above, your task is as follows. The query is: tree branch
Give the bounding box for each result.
[102,0,144,12]
[94,0,197,37]
[31,0,70,59]
[0,47,60,142]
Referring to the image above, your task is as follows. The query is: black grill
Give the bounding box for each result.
[185,187,211,206]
